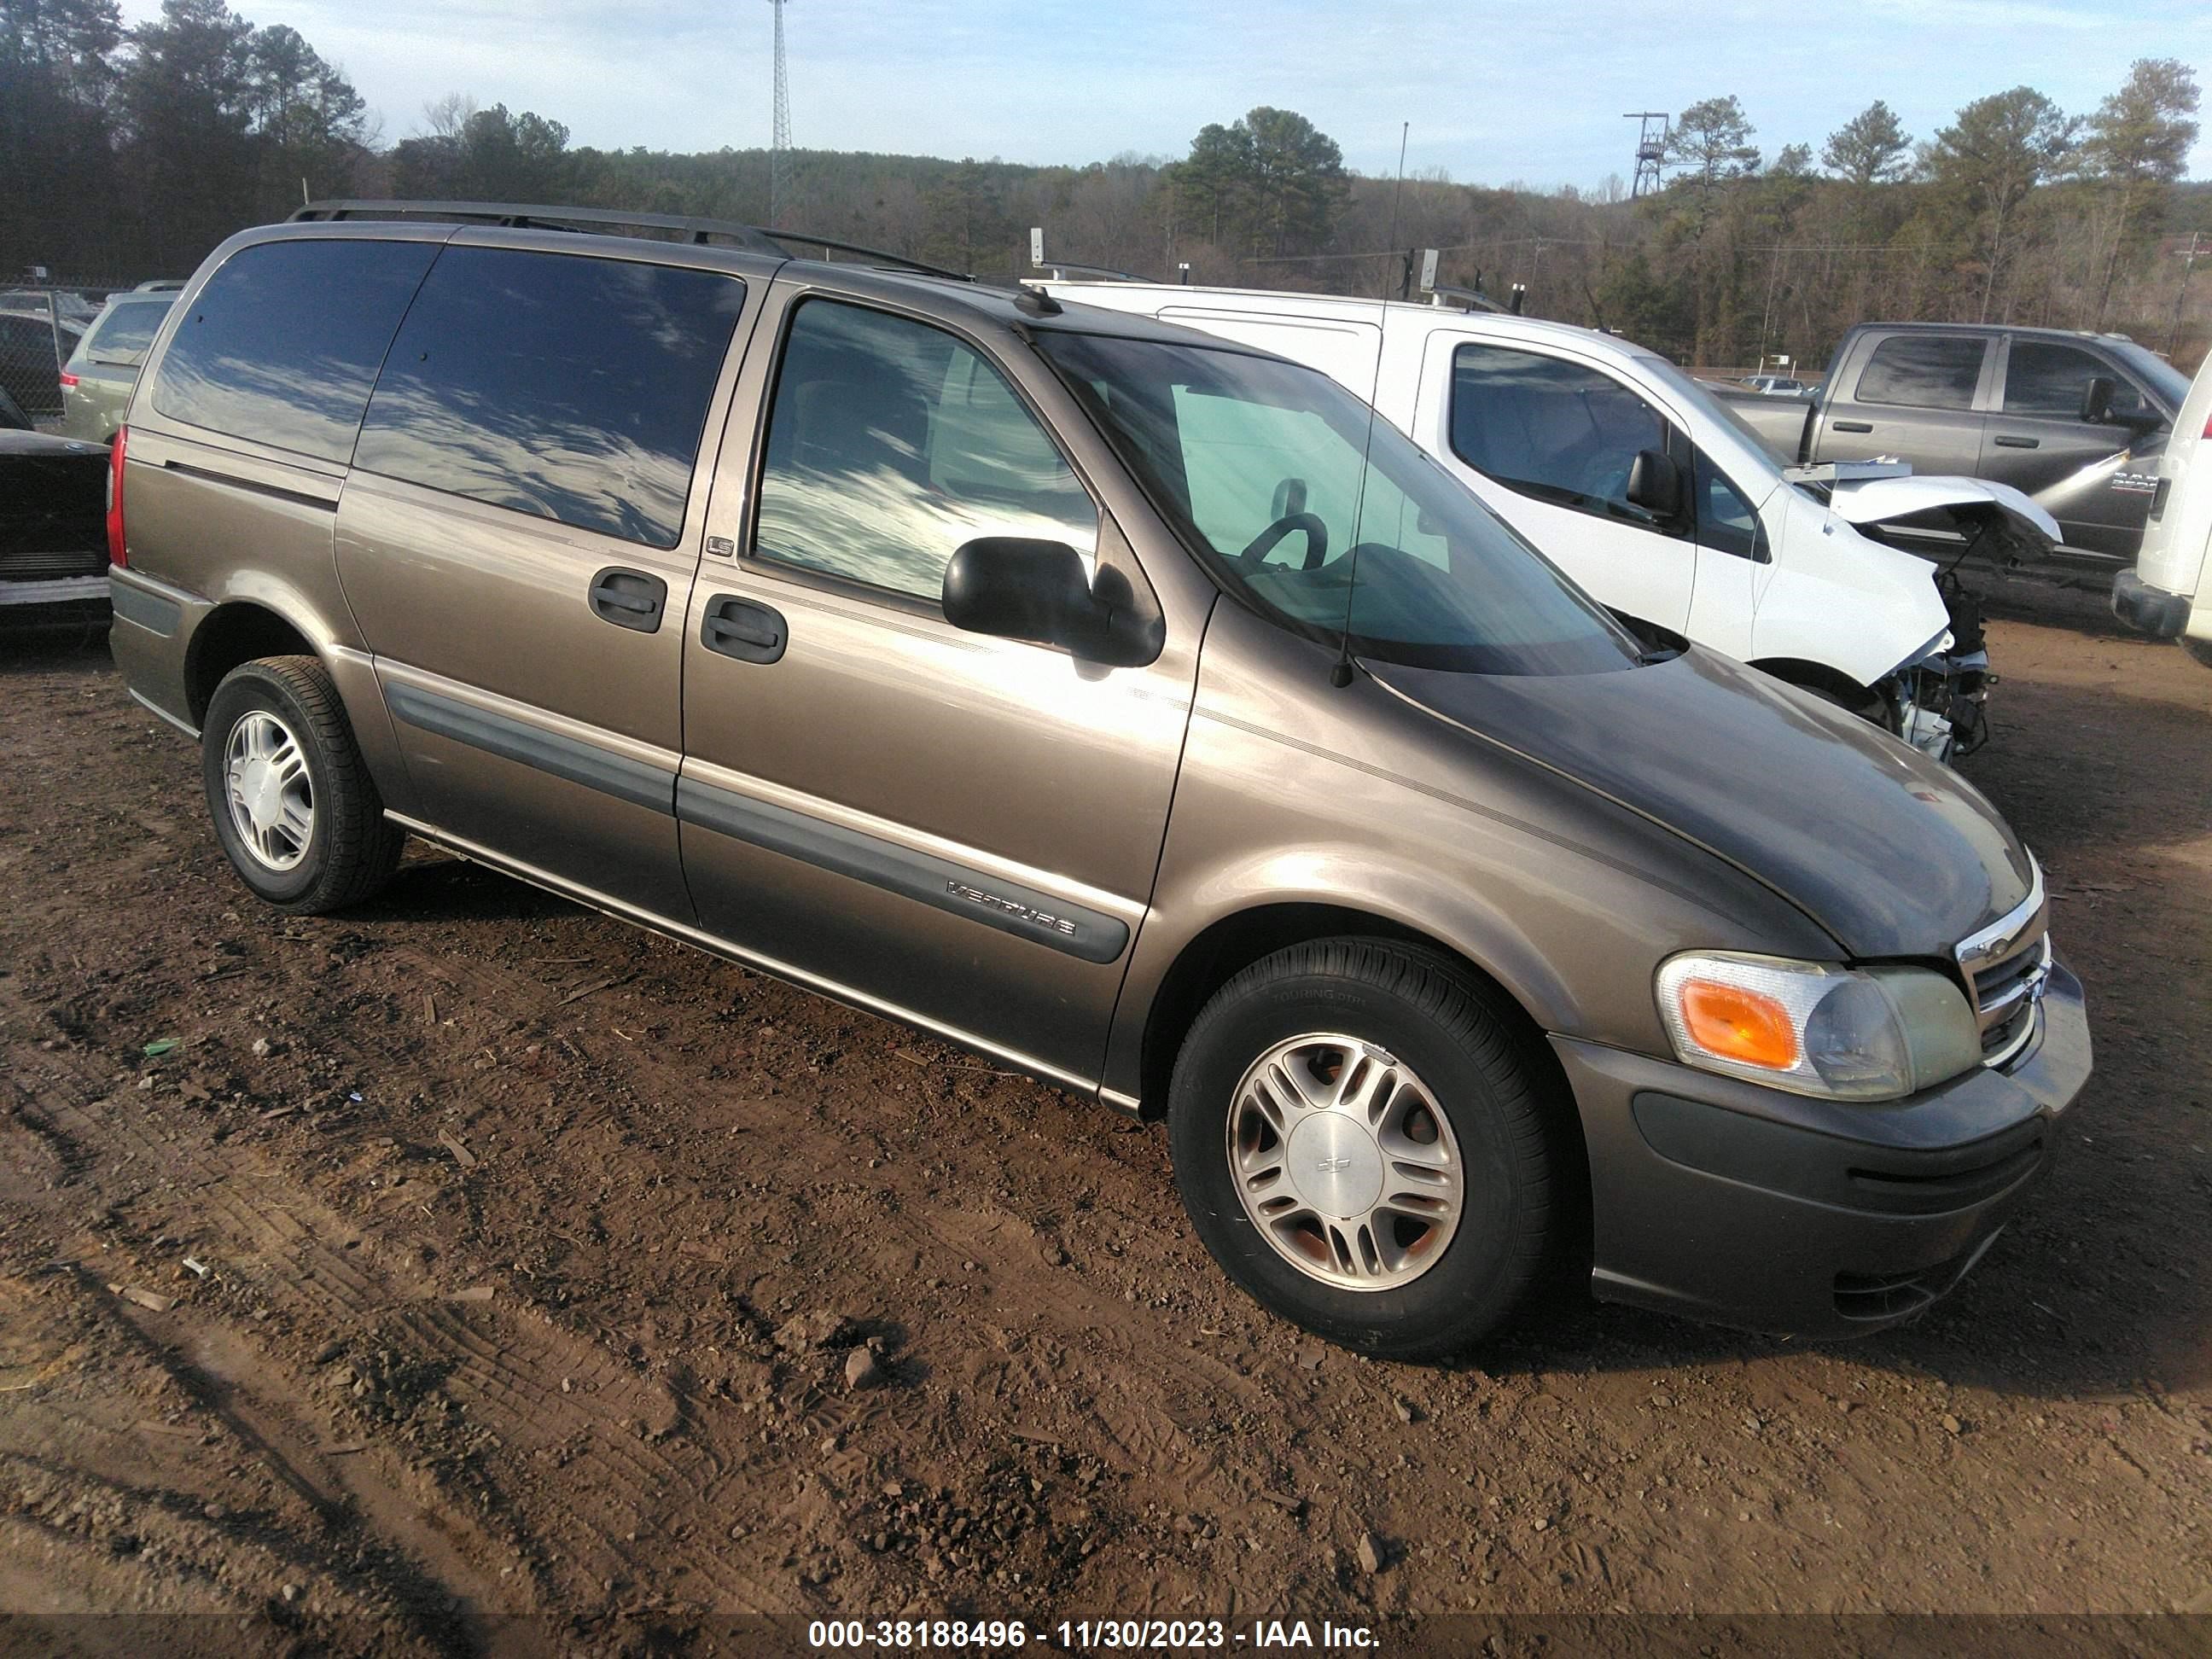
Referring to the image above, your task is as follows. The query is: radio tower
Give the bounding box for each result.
[768,0,792,224]
[1625,112,1668,199]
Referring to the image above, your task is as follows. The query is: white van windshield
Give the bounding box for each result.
[1037,331,1646,677]
[1636,354,1798,472]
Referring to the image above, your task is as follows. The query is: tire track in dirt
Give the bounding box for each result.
[20,896,1356,1614]
[9,945,815,1603]
[13,1066,803,1615]
[0,1275,478,1653]
[259,923,1326,1564]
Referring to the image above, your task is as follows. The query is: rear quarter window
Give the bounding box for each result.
[84,300,170,366]
[150,239,437,463]
[352,247,748,549]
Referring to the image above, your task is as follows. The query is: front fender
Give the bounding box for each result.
[1760,504,1955,686]
[1102,606,1839,1106]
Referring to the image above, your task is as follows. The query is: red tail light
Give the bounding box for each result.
[57,372,79,388]
[106,426,128,568]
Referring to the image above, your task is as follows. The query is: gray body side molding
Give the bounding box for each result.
[675,777,1130,965]
[383,681,675,814]
[381,678,1128,964]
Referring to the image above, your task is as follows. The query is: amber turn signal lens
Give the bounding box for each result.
[1677,979,1800,1071]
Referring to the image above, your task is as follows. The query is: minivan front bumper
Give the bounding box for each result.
[1552,958,2090,1338]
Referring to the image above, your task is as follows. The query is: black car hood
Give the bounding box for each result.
[1371,648,2033,959]
[0,430,104,457]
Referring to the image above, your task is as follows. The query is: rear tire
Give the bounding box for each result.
[201,655,405,914]
[1167,939,1562,1359]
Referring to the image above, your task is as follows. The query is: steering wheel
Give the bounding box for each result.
[1236,512,1330,571]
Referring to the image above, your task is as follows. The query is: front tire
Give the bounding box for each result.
[201,655,405,913]
[1167,939,1562,1359]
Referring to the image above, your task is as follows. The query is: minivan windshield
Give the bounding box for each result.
[1636,353,1798,469]
[1035,331,1644,676]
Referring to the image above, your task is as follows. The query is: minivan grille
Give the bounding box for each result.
[1971,934,2051,1061]
[1957,867,2051,1069]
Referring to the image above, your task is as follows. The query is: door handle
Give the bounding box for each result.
[700,594,787,664]
[588,567,667,633]
[1992,434,2040,449]
[1831,420,1874,434]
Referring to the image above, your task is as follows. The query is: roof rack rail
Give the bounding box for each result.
[289,201,973,282]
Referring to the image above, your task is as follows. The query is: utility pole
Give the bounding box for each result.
[768,0,792,224]
[1757,242,1784,365]
[2168,231,2203,357]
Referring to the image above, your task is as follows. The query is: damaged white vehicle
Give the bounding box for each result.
[1036,276,2061,761]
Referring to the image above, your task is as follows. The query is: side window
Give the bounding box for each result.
[1854,335,1987,410]
[151,239,436,463]
[753,300,1098,601]
[1449,344,1670,526]
[1693,451,1764,560]
[2002,340,2149,422]
[85,301,168,366]
[354,247,747,550]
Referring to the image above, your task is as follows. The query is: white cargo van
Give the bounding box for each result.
[2111,347,2212,668]
[1038,280,2064,760]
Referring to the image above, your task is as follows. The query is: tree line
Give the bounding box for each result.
[3,0,2204,371]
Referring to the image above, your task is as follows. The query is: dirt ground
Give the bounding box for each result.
[0,579,2207,1654]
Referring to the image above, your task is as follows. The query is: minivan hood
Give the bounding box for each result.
[1370,648,2033,959]
[1820,473,2061,565]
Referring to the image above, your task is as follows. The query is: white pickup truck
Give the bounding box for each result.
[1038,278,2062,760]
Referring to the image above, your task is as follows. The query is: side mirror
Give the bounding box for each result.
[2079,375,2115,426]
[1625,449,1683,520]
[941,538,1161,666]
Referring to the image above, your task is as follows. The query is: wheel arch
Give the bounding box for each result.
[183,601,320,726]
[1138,897,1569,1096]
[1134,899,1593,1266]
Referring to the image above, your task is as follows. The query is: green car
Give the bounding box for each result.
[61,289,176,443]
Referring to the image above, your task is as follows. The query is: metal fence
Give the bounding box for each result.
[0,277,160,430]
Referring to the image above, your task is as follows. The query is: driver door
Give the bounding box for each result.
[675,286,1198,1088]
[1420,337,1695,633]
[1985,335,2163,558]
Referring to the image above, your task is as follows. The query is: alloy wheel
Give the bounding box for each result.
[223,709,314,872]
[1225,1033,1465,1291]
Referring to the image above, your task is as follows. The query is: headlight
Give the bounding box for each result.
[1655,952,1982,1102]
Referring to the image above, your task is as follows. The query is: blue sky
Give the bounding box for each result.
[123,0,2212,184]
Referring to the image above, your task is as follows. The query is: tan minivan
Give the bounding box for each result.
[105,202,2090,1356]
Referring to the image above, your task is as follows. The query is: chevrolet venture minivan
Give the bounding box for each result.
[104,203,2091,1355]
